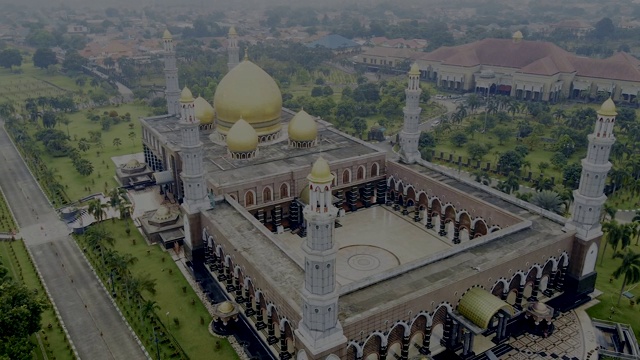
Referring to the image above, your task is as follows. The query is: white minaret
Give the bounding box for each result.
[227,26,239,72]
[163,29,180,115]
[296,157,347,356]
[566,98,617,240]
[179,87,210,213]
[400,63,422,163]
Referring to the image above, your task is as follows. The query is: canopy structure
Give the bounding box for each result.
[458,287,514,329]
[153,171,174,185]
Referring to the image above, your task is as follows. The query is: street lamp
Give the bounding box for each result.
[110,269,116,298]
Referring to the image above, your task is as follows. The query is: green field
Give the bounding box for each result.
[0,189,17,233]
[32,103,153,202]
[77,220,238,360]
[587,239,640,339]
[0,240,75,360]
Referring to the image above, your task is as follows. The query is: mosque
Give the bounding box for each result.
[137,28,615,359]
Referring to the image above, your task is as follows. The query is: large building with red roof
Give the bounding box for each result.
[416,32,640,103]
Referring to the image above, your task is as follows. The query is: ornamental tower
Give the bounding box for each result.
[296,157,347,356]
[163,30,180,115]
[564,98,617,293]
[179,87,209,213]
[568,98,616,239]
[227,26,239,72]
[400,63,422,163]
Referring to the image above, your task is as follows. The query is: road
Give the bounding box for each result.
[0,123,147,360]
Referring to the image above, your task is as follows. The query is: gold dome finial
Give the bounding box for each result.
[409,63,420,75]
[163,29,172,40]
[228,26,237,36]
[308,157,333,184]
[218,301,234,314]
[598,97,617,116]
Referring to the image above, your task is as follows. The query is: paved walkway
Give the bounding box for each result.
[0,122,146,360]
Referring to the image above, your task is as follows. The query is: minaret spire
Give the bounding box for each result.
[227,26,240,72]
[566,98,617,239]
[295,157,347,356]
[163,29,180,115]
[179,87,209,213]
[400,63,422,163]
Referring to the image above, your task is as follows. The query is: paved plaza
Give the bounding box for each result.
[275,206,451,284]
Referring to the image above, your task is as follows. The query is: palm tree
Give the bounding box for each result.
[501,172,520,194]
[612,250,640,305]
[530,190,563,214]
[633,211,640,246]
[113,137,122,149]
[84,227,115,266]
[58,115,71,137]
[88,198,107,225]
[128,131,136,146]
[141,299,160,328]
[602,220,621,265]
[601,203,617,222]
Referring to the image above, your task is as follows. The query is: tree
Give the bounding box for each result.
[311,86,324,97]
[467,143,488,161]
[450,131,468,147]
[75,158,94,176]
[591,17,615,39]
[352,118,367,138]
[0,48,22,69]
[499,172,520,194]
[530,190,563,214]
[32,48,58,69]
[562,163,582,189]
[497,150,523,176]
[62,50,87,72]
[419,132,437,149]
[0,281,44,360]
[42,110,57,128]
[78,139,91,152]
[551,152,568,170]
[113,137,122,149]
[612,250,640,305]
[128,131,136,146]
[493,126,512,145]
[58,115,71,137]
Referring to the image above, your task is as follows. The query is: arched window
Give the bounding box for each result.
[356,166,365,180]
[263,187,272,203]
[342,169,351,184]
[370,162,379,177]
[280,183,290,198]
[245,190,255,206]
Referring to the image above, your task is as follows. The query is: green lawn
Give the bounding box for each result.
[77,220,238,360]
[0,240,75,360]
[0,62,82,103]
[0,189,17,233]
[34,103,153,202]
[587,239,640,339]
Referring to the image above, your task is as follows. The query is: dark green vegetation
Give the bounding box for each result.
[0,190,17,233]
[588,213,640,338]
[425,95,640,212]
[0,240,74,360]
[76,219,238,360]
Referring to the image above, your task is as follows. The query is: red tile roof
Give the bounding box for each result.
[420,38,640,80]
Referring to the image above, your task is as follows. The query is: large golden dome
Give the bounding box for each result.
[227,118,258,153]
[288,109,317,142]
[194,96,214,125]
[598,97,617,116]
[213,60,282,137]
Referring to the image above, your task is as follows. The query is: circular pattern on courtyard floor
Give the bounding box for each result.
[337,245,400,282]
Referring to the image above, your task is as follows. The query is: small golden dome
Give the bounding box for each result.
[163,29,172,40]
[228,26,237,36]
[218,301,234,314]
[153,206,173,221]
[124,159,142,169]
[213,60,282,136]
[227,118,258,153]
[299,183,310,204]
[307,157,333,184]
[598,97,617,116]
[194,97,214,125]
[288,109,317,142]
[180,87,194,103]
[512,30,523,39]
[409,63,420,75]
